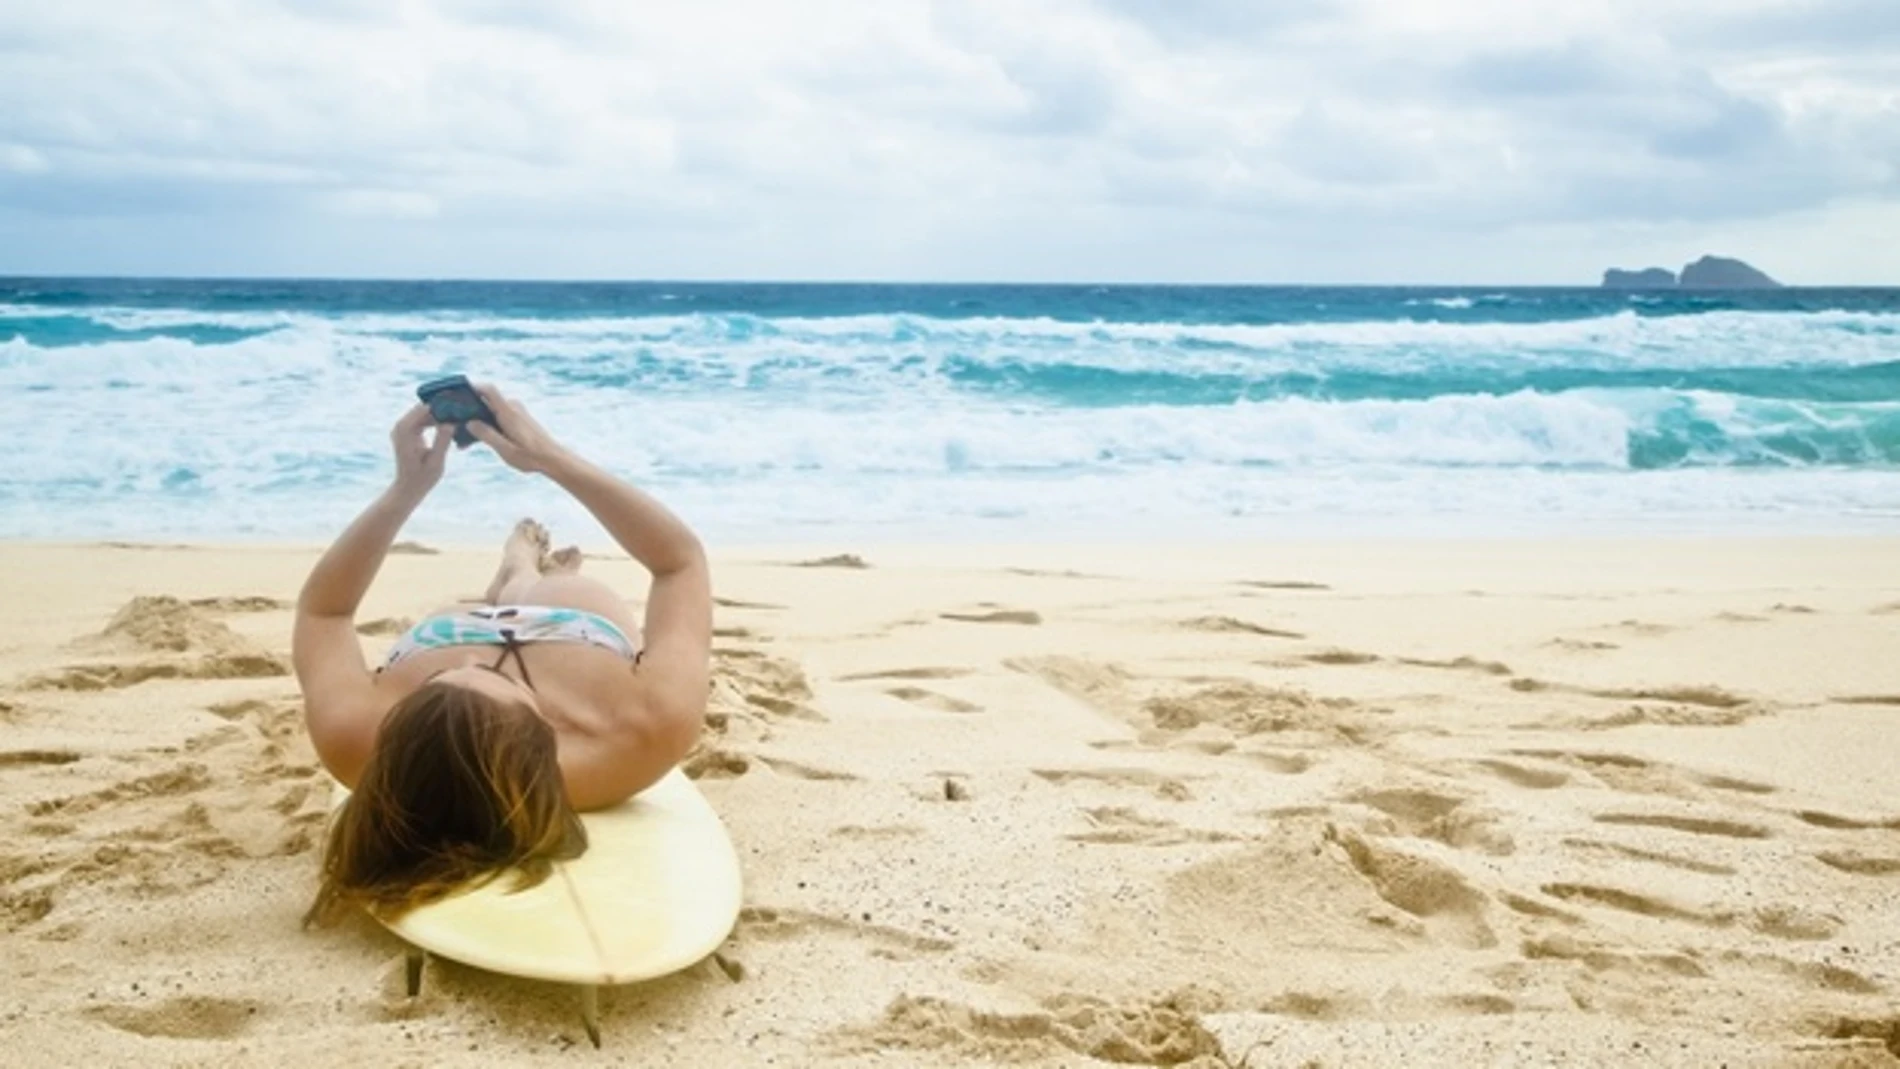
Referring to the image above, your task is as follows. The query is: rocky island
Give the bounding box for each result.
[1601,255,1782,290]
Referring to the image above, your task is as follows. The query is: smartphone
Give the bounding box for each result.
[416,374,497,448]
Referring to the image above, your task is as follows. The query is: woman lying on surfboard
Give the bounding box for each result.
[294,384,711,924]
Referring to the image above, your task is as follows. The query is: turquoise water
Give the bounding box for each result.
[2,279,1897,541]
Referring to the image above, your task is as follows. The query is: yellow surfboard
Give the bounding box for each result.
[330,769,742,1046]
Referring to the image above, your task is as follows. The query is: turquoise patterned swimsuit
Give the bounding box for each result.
[382,605,641,668]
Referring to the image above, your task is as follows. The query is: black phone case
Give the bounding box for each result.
[416,375,497,447]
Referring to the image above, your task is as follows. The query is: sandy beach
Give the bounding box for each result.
[3,536,1899,1067]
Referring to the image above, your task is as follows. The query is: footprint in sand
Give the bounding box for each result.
[1506,678,1757,723]
[27,655,289,691]
[1503,749,1742,799]
[714,596,788,611]
[1725,952,1881,996]
[884,687,982,714]
[1261,989,1515,1020]
[1497,890,1584,925]
[1521,933,1708,978]
[1475,758,1571,789]
[1179,616,1305,640]
[1697,772,1776,795]
[1,887,56,932]
[205,698,306,748]
[1571,703,1761,731]
[88,996,263,1039]
[0,750,81,769]
[1398,656,1514,676]
[1746,904,1844,941]
[741,692,825,720]
[1004,567,1101,579]
[1544,638,1620,653]
[838,666,975,682]
[1561,837,1737,876]
[1592,812,1772,840]
[1032,767,1191,791]
[1065,806,1242,847]
[1324,826,1497,949]
[1239,748,1317,775]
[27,764,213,819]
[683,748,751,780]
[205,699,265,723]
[1821,1015,1900,1056]
[1067,825,1240,847]
[940,609,1042,625]
[1257,990,1371,1020]
[713,648,824,721]
[187,596,290,613]
[754,755,859,782]
[791,553,870,569]
[1303,649,1381,666]
[832,824,924,841]
[1006,656,1133,712]
[845,992,1221,1065]
[1816,851,1900,876]
[1142,681,1372,743]
[1546,885,1837,942]
[1539,883,1731,927]
[1592,684,1752,709]
[740,906,951,956]
[1795,809,1900,831]
[1345,787,1513,855]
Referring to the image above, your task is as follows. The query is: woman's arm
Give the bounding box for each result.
[544,450,712,739]
[465,385,704,574]
[294,406,452,783]
[467,386,712,743]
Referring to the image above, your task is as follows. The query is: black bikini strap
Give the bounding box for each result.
[490,630,534,689]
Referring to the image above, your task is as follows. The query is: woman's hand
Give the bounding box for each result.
[467,384,572,474]
[390,404,454,496]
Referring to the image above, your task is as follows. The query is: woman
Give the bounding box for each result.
[294,383,711,924]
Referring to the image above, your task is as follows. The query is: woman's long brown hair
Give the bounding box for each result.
[306,682,586,926]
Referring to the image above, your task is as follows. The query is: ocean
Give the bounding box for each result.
[2,278,1897,545]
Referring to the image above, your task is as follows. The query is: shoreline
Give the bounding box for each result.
[10,528,1900,552]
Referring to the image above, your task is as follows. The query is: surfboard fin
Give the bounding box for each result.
[405,948,426,998]
[579,985,600,1048]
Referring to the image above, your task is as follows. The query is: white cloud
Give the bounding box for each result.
[0,143,48,173]
[0,0,1894,281]
[319,188,441,220]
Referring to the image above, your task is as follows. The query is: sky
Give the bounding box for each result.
[0,0,1895,284]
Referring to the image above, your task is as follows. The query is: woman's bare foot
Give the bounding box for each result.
[543,546,583,575]
[484,519,550,603]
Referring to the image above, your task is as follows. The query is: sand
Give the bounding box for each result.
[2,536,1899,1067]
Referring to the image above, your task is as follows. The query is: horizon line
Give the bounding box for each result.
[4,272,1895,289]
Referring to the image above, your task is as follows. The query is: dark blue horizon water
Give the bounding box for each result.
[6,276,1899,325]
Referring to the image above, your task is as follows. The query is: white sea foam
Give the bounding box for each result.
[4,302,1897,541]
[5,305,1899,372]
